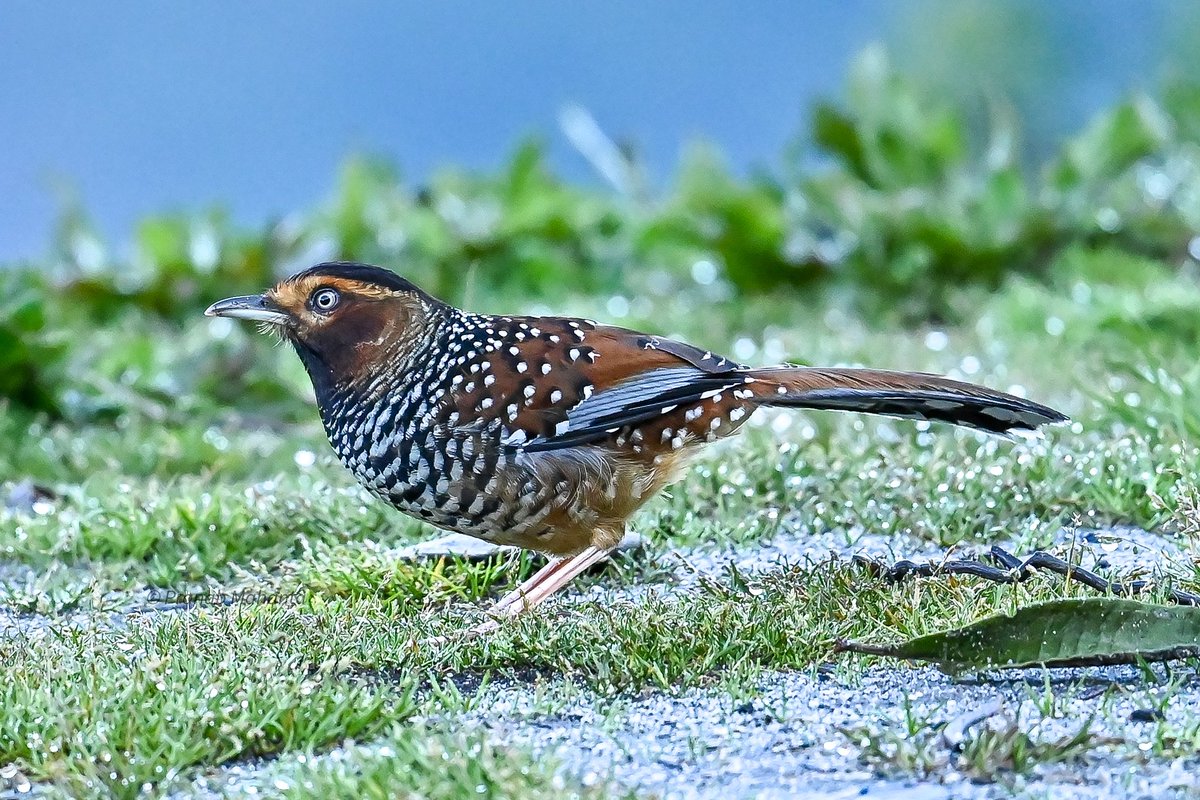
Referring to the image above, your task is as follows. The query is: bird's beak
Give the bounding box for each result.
[204,294,290,325]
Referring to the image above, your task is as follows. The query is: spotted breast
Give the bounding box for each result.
[320,306,763,555]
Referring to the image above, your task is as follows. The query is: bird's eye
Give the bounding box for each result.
[310,287,340,313]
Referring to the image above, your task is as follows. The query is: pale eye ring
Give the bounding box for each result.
[310,287,340,313]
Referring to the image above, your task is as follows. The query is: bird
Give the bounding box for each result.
[206,261,1067,633]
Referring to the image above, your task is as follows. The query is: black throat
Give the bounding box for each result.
[290,339,341,412]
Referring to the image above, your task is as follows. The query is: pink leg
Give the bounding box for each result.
[489,556,577,616]
[468,545,613,636]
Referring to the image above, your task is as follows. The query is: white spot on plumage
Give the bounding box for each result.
[550,389,563,403]
[517,361,528,373]
[480,397,494,409]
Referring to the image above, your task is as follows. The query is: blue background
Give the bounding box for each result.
[1,1,1190,261]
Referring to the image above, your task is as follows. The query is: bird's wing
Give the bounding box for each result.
[439,316,752,453]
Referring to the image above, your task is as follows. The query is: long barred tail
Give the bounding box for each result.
[748,367,1068,436]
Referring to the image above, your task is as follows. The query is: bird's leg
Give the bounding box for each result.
[467,545,613,637]
[496,545,612,617]
[488,555,578,617]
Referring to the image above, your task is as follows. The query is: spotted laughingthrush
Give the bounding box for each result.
[206,262,1066,633]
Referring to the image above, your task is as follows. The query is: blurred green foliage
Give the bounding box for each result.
[5,47,1200,419]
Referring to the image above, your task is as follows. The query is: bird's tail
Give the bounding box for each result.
[746,366,1067,436]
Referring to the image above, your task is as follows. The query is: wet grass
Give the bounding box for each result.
[3,260,1200,796]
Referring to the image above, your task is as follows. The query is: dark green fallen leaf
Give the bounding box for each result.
[838,598,1200,673]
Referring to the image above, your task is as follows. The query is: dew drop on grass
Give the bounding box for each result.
[1188,236,1200,261]
[924,330,949,351]
[208,316,234,340]
[691,259,717,285]
[1095,207,1121,232]
[733,337,757,360]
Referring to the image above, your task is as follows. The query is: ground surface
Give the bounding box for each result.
[5,527,1200,799]
[4,261,1200,798]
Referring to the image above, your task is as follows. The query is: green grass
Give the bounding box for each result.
[277,726,611,800]
[3,249,1200,796]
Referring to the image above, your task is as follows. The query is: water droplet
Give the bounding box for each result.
[605,295,630,318]
[924,330,949,352]
[691,259,718,285]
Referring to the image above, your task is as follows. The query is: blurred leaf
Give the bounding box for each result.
[0,272,66,414]
[1052,96,1173,188]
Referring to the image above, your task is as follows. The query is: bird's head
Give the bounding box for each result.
[205,262,440,394]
